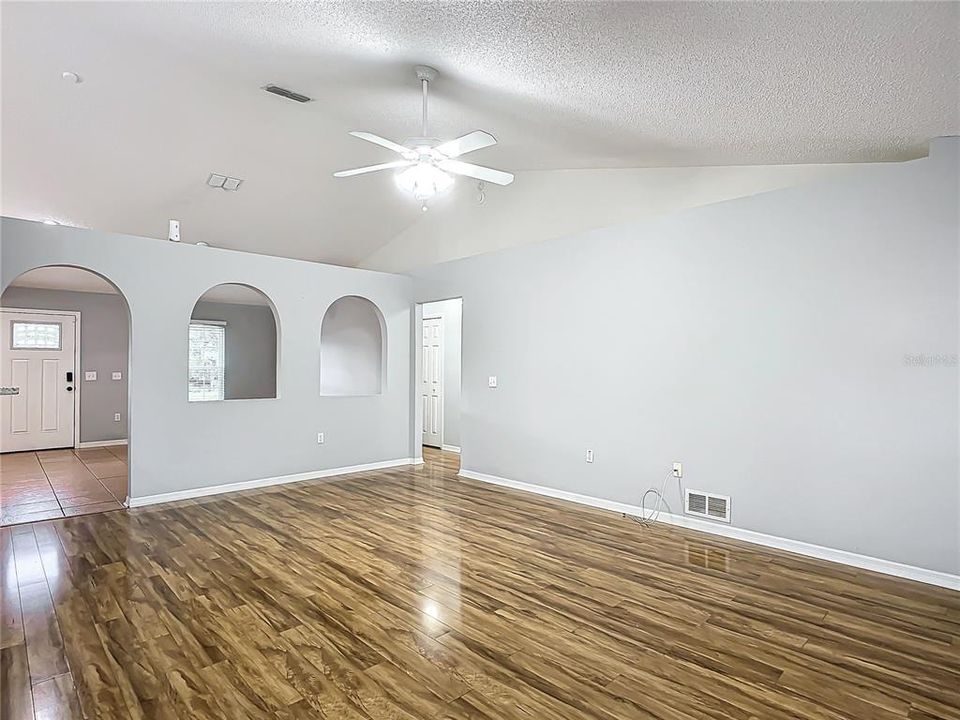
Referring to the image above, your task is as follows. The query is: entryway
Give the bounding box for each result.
[0,266,132,525]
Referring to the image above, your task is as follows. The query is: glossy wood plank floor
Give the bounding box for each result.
[2,447,958,719]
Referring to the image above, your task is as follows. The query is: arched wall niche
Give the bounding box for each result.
[320,295,386,396]
[0,264,132,504]
[188,282,279,401]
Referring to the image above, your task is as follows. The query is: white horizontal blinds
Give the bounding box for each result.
[11,321,61,349]
[188,322,225,401]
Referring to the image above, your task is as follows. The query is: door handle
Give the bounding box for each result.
[0,387,20,396]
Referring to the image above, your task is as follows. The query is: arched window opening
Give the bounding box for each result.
[189,283,278,401]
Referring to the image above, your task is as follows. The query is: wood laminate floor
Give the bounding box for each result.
[1,447,958,719]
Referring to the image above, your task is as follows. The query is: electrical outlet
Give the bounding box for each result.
[317,432,324,445]
[112,371,122,380]
[113,413,121,422]
[488,376,498,388]
[586,449,594,463]
[673,462,683,478]
[84,371,97,381]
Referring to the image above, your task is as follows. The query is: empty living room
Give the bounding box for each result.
[1,1,958,718]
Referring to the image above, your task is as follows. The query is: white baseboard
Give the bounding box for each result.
[129,458,419,508]
[458,468,960,591]
[76,439,128,449]
[441,444,461,454]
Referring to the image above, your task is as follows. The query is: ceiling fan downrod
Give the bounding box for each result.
[415,65,438,139]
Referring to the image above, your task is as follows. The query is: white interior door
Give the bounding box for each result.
[0,310,77,453]
[421,317,443,448]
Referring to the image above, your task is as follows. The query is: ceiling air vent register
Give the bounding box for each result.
[263,85,312,103]
[207,174,243,191]
[684,489,731,523]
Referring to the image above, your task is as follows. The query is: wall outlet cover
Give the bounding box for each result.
[113,413,121,422]
[84,371,97,381]
[488,376,498,388]
[112,371,122,380]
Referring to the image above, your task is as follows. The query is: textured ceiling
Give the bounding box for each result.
[1,1,957,266]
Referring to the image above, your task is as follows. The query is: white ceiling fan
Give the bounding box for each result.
[333,65,513,209]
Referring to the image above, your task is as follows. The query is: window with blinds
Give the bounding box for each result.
[188,322,225,401]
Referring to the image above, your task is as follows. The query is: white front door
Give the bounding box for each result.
[421,317,443,448]
[0,310,77,453]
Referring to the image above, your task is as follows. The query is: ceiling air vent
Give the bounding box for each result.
[263,85,312,103]
[685,489,731,523]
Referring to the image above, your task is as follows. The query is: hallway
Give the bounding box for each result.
[0,445,127,526]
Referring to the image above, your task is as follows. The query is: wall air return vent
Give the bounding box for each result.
[685,489,731,523]
[263,85,312,103]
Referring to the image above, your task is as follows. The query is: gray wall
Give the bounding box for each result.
[422,298,462,448]
[192,300,277,400]
[1,286,128,443]
[413,139,959,575]
[320,296,384,396]
[1,219,414,500]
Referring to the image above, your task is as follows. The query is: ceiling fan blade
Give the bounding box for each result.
[435,130,497,158]
[333,160,413,178]
[348,131,411,156]
[438,159,514,186]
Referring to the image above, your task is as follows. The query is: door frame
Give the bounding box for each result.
[413,297,463,463]
[422,314,444,449]
[0,307,82,450]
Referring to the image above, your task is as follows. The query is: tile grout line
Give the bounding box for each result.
[81,446,128,503]
[35,452,68,518]
[74,451,118,504]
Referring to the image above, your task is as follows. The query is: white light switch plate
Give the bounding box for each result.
[488,376,498,388]
[84,371,97,381]
[112,371,122,380]
[317,432,324,444]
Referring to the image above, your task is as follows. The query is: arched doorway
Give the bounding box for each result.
[0,265,132,524]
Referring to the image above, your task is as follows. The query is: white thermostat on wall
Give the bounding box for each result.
[112,371,122,380]
[84,371,97,381]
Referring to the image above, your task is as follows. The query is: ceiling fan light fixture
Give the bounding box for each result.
[396,162,453,201]
[334,65,513,201]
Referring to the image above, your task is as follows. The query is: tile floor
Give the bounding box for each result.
[0,444,127,526]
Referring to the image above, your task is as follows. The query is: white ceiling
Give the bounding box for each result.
[2,2,957,267]
[6,267,270,306]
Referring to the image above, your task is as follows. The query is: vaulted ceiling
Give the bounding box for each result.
[2,1,957,267]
